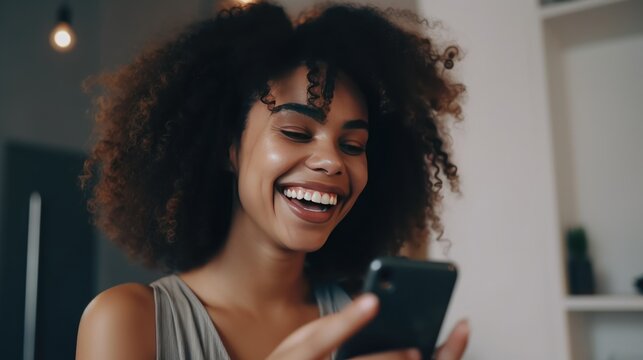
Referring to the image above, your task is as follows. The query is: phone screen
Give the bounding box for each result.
[336,257,458,360]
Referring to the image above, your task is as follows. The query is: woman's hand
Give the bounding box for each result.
[432,319,469,360]
[266,294,469,360]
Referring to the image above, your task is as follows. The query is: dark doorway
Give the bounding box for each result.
[0,142,95,360]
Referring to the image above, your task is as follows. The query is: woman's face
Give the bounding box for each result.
[231,65,369,252]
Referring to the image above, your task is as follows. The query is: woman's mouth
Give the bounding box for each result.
[277,185,342,223]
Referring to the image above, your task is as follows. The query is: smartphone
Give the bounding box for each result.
[336,257,458,360]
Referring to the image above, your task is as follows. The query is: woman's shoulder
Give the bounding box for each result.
[76,283,156,360]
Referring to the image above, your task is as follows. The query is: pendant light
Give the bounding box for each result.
[49,4,76,52]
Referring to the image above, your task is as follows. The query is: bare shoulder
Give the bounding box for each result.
[76,283,156,360]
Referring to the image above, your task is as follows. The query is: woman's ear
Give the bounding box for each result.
[228,143,239,174]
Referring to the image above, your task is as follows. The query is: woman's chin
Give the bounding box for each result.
[280,234,329,253]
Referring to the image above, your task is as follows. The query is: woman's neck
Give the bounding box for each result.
[180,207,313,313]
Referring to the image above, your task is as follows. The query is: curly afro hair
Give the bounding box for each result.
[81,1,465,283]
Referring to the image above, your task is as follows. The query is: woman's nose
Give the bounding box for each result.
[305,141,344,176]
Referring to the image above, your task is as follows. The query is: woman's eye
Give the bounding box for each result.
[281,130,312,142]
[341,143,366,156]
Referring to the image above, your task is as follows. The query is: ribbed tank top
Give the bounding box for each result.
[150,274,352,360]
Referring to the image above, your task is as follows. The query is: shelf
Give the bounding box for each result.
[540,0,632,19]
[565,295,643,312]
[542,0,643,358]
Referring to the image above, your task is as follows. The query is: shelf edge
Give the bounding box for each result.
[540,0,632,20]
[564,295,643,312]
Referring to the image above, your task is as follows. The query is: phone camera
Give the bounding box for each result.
[378,269,395,292]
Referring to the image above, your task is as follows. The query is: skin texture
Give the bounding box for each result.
[76,67,469,360]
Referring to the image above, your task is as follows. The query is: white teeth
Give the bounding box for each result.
[281,186,340,206]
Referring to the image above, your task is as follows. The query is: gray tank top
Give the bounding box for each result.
[150,274,352,360]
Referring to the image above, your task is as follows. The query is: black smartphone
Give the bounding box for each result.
[336,257,458,360]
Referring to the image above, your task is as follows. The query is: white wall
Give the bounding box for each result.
[420,0,567,359]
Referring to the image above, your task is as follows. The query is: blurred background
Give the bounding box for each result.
[0,0,641,359]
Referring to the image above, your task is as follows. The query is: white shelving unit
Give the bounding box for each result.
[540,0,632,19]
[565,296,643,312]
[540,0,643,359]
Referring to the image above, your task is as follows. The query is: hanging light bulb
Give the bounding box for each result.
[49,4,76,52]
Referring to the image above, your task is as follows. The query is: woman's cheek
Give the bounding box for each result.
[264,137,298,168]
[352,157,369,194]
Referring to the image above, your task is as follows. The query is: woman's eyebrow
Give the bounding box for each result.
[272,103,368,130]
[342,119,369,131]
[272,103,325,122]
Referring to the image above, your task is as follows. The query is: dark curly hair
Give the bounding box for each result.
[81,1,465,283]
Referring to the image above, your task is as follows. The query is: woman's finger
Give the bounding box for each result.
[351,347,421,360]
[267,293,379,360]
[434,319,470,360]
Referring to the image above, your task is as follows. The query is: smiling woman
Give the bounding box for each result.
[232,66,369,253]
[76,2,466,360]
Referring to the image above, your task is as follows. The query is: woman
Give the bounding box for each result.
[76,2,468,359]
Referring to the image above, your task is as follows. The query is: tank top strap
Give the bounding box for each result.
[314,281,353,360]
[314,281,353,316]
[150,275,230,360]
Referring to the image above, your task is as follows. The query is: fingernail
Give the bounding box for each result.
[356,293,378,311]
[458,319,470,336]
[406,348,421,360]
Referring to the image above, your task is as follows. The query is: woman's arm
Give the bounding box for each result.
[76,284,156,360]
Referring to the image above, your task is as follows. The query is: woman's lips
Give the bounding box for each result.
[278,191,337,224]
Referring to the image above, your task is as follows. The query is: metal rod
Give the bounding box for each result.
[23,192,41,360]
